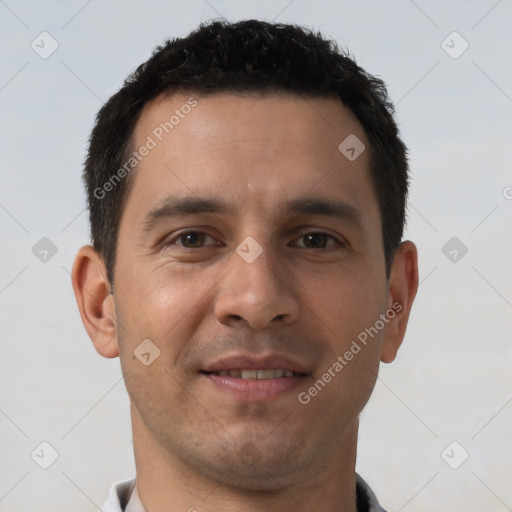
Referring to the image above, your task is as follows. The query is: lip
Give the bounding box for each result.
[201,373,308,402]
[201,353,310,374]
[200,353,311,402]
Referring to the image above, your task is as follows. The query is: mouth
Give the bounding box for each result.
[202,368,305,379]
[200,354,311,401]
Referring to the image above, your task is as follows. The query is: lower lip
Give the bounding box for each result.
[201,373,308,402]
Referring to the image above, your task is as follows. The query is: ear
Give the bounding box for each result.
[71,245,119,358]
[381,241,419,363]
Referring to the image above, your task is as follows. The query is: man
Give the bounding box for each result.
[72,19,418,512]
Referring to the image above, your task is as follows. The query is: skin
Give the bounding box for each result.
[72,92,418,512]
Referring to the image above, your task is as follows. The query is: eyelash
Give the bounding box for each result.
[165,230,344,249]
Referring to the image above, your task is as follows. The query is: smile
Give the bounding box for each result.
[205,369,302,379]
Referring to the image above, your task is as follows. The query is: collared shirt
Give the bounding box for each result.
[102,474,388,511]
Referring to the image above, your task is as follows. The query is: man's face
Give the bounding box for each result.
[114,92,390,488]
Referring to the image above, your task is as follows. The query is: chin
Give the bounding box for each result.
[192,438,322,492]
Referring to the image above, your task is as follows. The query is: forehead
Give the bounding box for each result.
[135,91,365,163]
[124,91,378,229]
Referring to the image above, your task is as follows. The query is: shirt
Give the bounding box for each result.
[102,473,388,511]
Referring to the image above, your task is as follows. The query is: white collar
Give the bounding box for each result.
[102,478,145,512]
[125,482,146,512]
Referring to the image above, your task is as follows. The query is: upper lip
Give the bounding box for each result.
[201,353,310,374]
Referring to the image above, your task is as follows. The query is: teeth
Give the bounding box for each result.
[212,369,299,379]
[257,369,275,379]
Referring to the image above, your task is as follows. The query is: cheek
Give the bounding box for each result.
[301,267,387,347]
[305,268,387,413]
[113,268,207,420]
[114,261,215,360]
[297,274,385,426]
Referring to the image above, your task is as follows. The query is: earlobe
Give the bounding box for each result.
[381,241,419,364]
[71,245,119,358]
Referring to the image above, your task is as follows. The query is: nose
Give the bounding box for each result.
[213,243,300,330]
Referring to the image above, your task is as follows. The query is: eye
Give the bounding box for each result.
[292,232,341,249]
[170,230,219,248]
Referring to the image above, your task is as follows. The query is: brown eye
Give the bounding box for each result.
[164,229,223,251]
[173,231,219,248]
[293,232,340,249]
[180,231,205,247]
[304,233,327,248]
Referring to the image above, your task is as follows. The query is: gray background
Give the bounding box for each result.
[1,0,511,510]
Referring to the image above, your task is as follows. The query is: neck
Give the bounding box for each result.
[131,404,359,512]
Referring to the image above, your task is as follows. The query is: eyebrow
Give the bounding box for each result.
[140,195,363,233]
[287,198,362,224]
[141,196,230,233]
